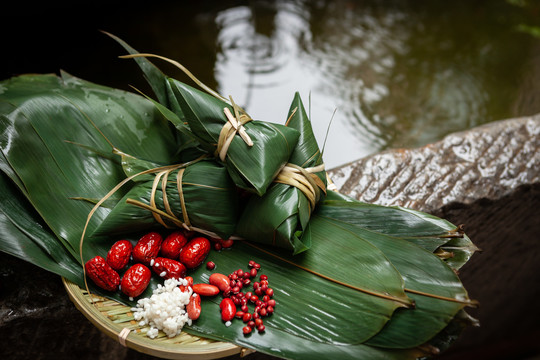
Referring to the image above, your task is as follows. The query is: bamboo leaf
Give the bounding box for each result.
[0,73,180,258]
[314,199,478,348]
[104,31,169,106]
[0,172,83,285]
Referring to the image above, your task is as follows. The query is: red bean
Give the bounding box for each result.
[257,324,266,332]
[192,283,220,296]
[220,298,236,322]
[186,294,201,320]
[242,326,252,335]
[242,312,252,322]
[206,261,216,270]
[219,238,234,248]
[209,273,231,293]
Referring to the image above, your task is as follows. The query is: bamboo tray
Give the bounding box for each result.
[63,278,252,359]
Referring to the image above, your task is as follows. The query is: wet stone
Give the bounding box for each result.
[328,114,540,213]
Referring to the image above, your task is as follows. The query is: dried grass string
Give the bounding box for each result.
[274,163,326,213]
[217,105,253,161]
[118,328,131,347]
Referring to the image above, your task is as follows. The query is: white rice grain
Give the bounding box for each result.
[131,278,192,338]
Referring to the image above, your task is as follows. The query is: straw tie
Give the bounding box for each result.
[125,165,226,239]
[118,327,131,347]
[274,163,327,212]
[216,97,253,161]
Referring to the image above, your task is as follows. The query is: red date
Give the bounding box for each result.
[152,257,187,280]
[106,240,132,271]
[121,263,151,298]
[132,232,162,266]
[160,231,187,259]
[178,236,211,269]
[85,256,120,292]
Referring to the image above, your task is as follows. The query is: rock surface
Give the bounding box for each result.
[0,114,538,360]
[328,114,539,213]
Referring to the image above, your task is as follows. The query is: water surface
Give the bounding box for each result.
[4,0,540,168]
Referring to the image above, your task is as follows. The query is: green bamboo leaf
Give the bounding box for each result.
[324,191,478,269]
[317,201,476,348]
[316,201,477,348]
[103,31,169,106]
[0,73,180,259]
[0,172,83,285]
[183,239,419,360]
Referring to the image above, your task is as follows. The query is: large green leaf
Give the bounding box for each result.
[324,191,478,269]
[0,172,82,285]
[315,201,476,348]
[0,73,180,260]
[183,241,421,360]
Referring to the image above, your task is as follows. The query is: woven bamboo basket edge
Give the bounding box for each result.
[62,278,248,360]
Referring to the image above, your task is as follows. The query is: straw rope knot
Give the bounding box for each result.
[216,97,254,161]
[124,162,224,239]
[118,327,131,347]
[274,163,327,212]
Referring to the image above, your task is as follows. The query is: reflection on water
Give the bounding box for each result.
[212,0,539,167]
[5,1,538,168]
